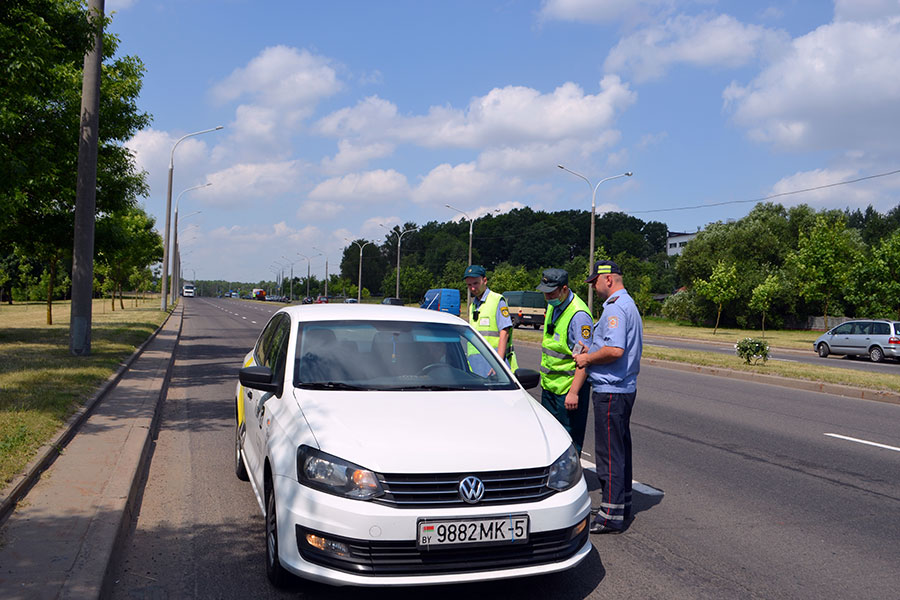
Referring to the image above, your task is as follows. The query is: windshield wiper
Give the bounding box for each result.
[390,384,466,391]
[298,381,365,390]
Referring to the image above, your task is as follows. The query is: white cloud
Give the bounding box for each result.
[314,78,635,157]
[297,200,345,220]
[724,18,900,152]
[308,169,410,202]
[769,168,877,208]
[205,160,306,207]
[412,162,500,204]
[125,128,223,199]
[604,13,789,82]
[321,139,395,174]
[834,0,900,22]
[539,0,676,24]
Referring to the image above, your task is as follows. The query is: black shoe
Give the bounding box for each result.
[590,506,600,515]
[589,517,622,534]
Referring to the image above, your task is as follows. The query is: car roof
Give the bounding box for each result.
[275,303,468,325]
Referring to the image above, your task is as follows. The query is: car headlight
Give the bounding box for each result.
[547,444,582,491]
[297,446,384,500]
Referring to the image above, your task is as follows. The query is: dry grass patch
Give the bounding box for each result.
[0,298,167,490]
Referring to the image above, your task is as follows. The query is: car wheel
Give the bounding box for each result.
[869,346,884,363]
[533,323,540,330]
[265,479,290,587]
[234,416,248,481]
[817,343,829,358]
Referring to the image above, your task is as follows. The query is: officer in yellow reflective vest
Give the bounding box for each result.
[464,265,518,376]
[536,268,593,455]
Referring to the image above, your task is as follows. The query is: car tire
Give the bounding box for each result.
[265,478,290,587]
[533,323,540,330]
[869,346,884,363]
[817,343,829,358]
[234,416,249,481]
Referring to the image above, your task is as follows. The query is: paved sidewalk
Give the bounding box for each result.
[0,305,182,600]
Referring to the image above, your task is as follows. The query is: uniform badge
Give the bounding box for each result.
[608,316,619,329]
[581,325,591,339]
[500,306,509,318]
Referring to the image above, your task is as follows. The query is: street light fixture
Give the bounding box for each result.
[380,224,419,299]
[295,253,322,300]
[174,211,202,298]
[171,182,211,305]
[345,238,373,302]
[312,246,329,298]
[281,255,300,301]
[557,165,632,313]
[161,125,223,311]
[445,205,500,306]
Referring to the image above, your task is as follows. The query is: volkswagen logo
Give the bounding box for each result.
[458,476,485,504]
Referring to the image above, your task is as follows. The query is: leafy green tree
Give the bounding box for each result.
[693,260,739,334]
[749,273,782,337]
[1,2,150,323]
[489,263,537,295]
[95,205,162,310]
[786,215,863,328]
[846,230,900,319]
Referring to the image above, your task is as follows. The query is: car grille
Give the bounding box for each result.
[296,521,588,576]
[373,467,555,508]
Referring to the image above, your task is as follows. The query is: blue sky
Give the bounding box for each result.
[109,0,900,283]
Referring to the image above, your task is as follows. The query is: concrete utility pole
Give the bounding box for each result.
[69,0,105,356]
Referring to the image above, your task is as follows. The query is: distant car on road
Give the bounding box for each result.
[381,297,404,306]
[314,296,329,304]
[234,305,589,588]
[302,296,314,304]
[343,298,359,303]
[813,319,900,363]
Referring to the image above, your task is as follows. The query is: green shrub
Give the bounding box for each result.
[735,337,769,364]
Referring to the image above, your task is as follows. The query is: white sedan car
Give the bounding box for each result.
[235,304,591,588]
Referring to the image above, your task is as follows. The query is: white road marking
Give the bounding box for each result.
[580,459,665,496]
[251,321,257,324]
[825,433,900,453]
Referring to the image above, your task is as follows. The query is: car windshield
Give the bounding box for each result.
[293,320,517,391]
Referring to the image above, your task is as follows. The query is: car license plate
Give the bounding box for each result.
[417,515,529,549]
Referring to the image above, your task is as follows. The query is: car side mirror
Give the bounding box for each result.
[514,368,540,390]
[239,365,279,394]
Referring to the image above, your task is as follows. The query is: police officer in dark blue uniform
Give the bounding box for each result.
[574,260,643,534]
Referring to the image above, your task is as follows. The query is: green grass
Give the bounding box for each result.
[0,298,168,491]
[642,316,821,351]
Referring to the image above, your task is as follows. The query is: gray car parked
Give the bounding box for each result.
[813,319,900,363]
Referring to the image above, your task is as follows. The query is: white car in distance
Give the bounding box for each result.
[235,304,591,588]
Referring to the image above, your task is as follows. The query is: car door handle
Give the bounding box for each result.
[247,390,253,400]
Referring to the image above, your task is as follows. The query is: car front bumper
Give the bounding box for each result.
[273,474,592,586]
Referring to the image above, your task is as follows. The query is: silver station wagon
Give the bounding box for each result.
[813,319,900,363]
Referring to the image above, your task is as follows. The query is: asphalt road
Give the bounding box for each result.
[109,299,900,599]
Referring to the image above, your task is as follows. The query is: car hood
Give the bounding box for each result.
[292,388,571,473]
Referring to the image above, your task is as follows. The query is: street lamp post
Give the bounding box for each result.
[557,166,632,313]
[297,252,321,300]
[381,224,419,299]
[313,247,328,298]
[280,255,299,301]
[345,239,372,302]
[171,183,210,305]
[161,126,223,311]
[446,205,500,306]
[173,213,201,301]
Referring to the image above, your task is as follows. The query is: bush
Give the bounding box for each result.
[661,289,704,324]
[735,337,769,364]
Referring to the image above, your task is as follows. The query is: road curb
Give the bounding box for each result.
[0,305,181,525]
[644,358,900,405]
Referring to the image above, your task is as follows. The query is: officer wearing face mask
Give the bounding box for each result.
[536,268,593,455]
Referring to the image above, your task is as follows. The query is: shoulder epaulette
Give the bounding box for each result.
[606,296,618,304]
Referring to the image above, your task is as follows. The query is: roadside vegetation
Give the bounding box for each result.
[0,299,167,492]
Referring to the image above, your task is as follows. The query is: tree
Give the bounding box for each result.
[95,205,162,309]
[786,215,863,328]
[749,273,782,337]
[693,260,738,334]
[1,2,150,323]
[846,230,900,319]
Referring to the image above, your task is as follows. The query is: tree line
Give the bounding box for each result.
[1,1,160,322]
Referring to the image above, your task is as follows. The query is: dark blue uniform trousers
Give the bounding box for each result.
[592,390,636,530]
[540,385,591,455]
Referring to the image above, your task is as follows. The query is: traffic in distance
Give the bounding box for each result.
[234,304,590,588]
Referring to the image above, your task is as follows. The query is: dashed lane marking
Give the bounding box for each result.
[580,458,665,496]
[825,433,900,453]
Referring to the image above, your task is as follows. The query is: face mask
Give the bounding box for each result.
[548,298,562,307]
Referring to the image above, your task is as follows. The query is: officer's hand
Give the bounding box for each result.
[573,342,590,368]
[564,390,579,411]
